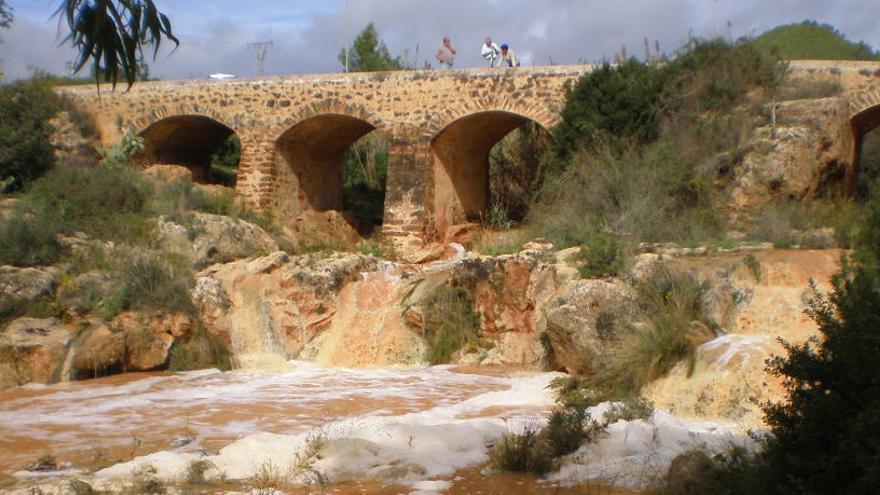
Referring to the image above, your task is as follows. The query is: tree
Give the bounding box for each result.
[759,192,880,494]
[338,23,402,72]
[55,0,178,89]
[0,0,11,30]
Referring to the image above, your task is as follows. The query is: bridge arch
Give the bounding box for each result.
[431,109,554,232]
[849,89,880,195]
[274,110,388,233]
[137,114,240,185]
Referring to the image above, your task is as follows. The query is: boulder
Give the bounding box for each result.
[155,212,279,269]
[543,279,637,375]
[0,317,70,388]
[0,265,57,303]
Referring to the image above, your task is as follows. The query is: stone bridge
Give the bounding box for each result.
[60,66,587,246]
[59,61,880,245]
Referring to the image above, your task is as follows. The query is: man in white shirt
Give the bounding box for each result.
[481,37,500,67]
[499,44,520,68]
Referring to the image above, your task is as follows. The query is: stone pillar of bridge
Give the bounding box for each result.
[235,133,277,210]
[382,127,434,253]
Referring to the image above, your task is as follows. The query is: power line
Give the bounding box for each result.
[247,41,273,76]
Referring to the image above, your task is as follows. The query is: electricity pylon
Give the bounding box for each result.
[247,41,273,76]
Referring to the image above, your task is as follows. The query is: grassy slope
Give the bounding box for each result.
[752,21,879,61]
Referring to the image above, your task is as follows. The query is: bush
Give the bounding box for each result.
[602,397,655,423]
[0,211,63,266]
[489,123,553,221]
[169,328,233,372]
[106,249,195,317]
[662,38,782,117]
[555,59,666,158]
[544,406,603,458]
[601,269,716,396]
[343,133,388,231]
[420,284,480,364]
[23,163,154,245]
[489,421,554,475]
[757,230,880,492]
[209,134,240,186]
[653,446,769,495]
[578,233,625,278]
[0,78,61,190]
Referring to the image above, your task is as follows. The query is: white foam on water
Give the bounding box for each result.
[93,370,561,486]
[551,406,755,490]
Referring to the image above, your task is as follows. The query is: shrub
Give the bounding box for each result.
[23,163,154,245]
[489,421,554,475]
[555,59,666,158]
[420,284,480,364]
[662,38,783,117]
[184,459,216,485]
[489,123,553,221]
[124,465,165,495]
[98,131,144,166]
[758,261,880,491]
[0,78,61,190]
[209,134,240,186]
[776,78,843,100]
[248,460,285,495]
[168,328,233,372]
[653,446,769,495]
[0,211,63,266]
[343,133,388,231]
[602,397,655,423]
[484,202,512,231]
[109,249,195,316]
[578,233,625,278]
[601,269,716,396]
[544,406,601,458]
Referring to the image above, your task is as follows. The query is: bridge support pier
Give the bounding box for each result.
[235,135,277,210]
[381,129,434,251]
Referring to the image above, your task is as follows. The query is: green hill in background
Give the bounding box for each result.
[752,21,879,61]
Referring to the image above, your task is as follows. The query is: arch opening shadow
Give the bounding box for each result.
[276,114,385,234]
[852,106,880,199]
[431,111,550,232]
[138,115,239,185]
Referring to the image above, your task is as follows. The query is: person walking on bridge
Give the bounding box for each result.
[436,37,457,69]
[481,37,500,67]
[498,44,520,67]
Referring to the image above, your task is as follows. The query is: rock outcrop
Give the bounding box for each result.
[70,312,194,379]
[731,98,853,212]
[0,318,70,388]
[155,212,279,269]
[543,279,637,375]
[194,252,423,367]
[0,266,58,314]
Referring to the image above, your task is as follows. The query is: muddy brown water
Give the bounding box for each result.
[0,365,634,494]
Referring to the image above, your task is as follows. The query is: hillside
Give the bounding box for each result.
[753,21,879,61]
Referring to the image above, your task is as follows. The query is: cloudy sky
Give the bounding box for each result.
[0,0,877,81]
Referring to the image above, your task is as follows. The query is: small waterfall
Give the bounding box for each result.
[53,331,86,384]
[228,288,291,370]
[309,265,426,367]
